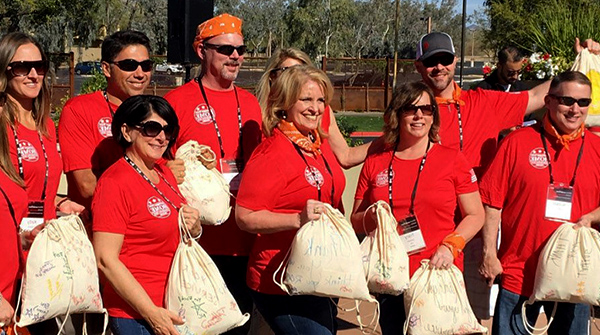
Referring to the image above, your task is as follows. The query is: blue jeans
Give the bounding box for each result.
[110,317,153,335]
[492,287,590,335]
[377,293,406,335]
[250,290,338,335]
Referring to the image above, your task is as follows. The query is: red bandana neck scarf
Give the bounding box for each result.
[277,119,322,155]
[435,81,466,106]
[542,114,584,151]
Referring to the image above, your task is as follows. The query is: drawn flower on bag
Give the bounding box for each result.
[415,299,424,308]
[409,314,421,327]
[576,281,585,296]
[375,260,391,279]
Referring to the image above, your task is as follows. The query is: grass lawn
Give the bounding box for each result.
[335,114,384,133]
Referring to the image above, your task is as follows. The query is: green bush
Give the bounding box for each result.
[79,70,107,95]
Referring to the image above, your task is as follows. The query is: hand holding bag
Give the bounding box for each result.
[175,140,231,225]
[165,209,250,335]
[360,200,410,295]
[404,260,487,335]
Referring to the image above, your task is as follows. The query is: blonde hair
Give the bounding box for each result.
[0,32,51,187]
[383,81,440,146]
[263,65,333,137]
[256,48,313,115]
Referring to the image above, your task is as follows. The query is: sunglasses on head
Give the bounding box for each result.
[549,94,592,107]
[6,60,49,77]
[421,54,455,68]
[135,121,176,140]
[269,66,291,79]
[204,43,247,56]
[402,104,436,116]
[110,59,154,72]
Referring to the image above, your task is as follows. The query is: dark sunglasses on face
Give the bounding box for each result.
[204,43,247,56]
[135,121,176,140]
[421,54,455,68]
[549,94,592,107]
[506,69,522,76]
[6,60,49,77]
[110,59,154,72]
[402,104,436,116]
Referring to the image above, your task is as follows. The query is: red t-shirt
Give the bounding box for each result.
[92,158,185,319]
[58,91,123,194]
[165,80,262,256]
[440,88,528,176]
[354,144,478,276]
[479,127,600,296]
[236,129,346,295]
[0,171,28,306]
[9,118,62,220]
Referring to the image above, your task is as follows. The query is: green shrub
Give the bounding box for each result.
[79,70,107,95]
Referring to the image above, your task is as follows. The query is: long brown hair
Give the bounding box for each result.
[0,32,51,186]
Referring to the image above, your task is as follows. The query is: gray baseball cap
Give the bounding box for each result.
[416,32,456,61]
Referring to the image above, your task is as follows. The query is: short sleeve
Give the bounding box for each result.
[479,89,529,130]
[59,102,95,172]
[236,151,286,211]
[453,151,479,195]
[92,176,130,234]
[479,137,514,208]
[354,156,373,200]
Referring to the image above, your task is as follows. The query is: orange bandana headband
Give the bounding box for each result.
[192,13,243,52]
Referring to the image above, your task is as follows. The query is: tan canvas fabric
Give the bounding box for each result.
[166,209,249,334]
[571,48,600,126]
[175,140,231,225]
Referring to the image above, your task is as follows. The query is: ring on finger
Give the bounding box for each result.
[314,208,320,214]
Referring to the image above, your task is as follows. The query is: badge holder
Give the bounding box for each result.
[397,215,426,254]
[544,183,573,222]
[220,158,241,191]
[20,200,44,231]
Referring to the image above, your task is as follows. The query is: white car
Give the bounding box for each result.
[155,62,184,74]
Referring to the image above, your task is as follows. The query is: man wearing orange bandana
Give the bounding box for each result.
[479,71,600,335]
[164,13,262,335]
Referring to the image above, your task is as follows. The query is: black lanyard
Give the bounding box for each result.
[196,78,243,160]
[292,144,335,205]
[124,155,185,211]
[12,126,49,200]
[387,141,431,215]
[457,104,464,151]
[540,130,585,187]
[103,90,115,117]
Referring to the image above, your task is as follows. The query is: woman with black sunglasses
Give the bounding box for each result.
[351,81,485,334]
[92,95,201,335]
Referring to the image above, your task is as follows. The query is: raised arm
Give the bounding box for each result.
[326,108,374,169]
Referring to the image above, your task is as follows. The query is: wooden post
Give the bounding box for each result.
[342,84,346,112]
[321,56,327,72]
[69,52,74,98]
[384,57,390,109]
[365,84,370,113]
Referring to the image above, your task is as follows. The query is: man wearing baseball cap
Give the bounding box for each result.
[164,14,262,334]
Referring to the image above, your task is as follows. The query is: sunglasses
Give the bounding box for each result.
[204,43,247,56]
[506,69,522,76]
[549,94,592,107]
[402,104,436,116]
[110,59,154,72]
[135,121,176,140]
[421,54,455,68]
[6,60,49,77]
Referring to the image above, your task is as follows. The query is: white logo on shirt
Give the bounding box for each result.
[18,140,39,162]
[375,169,390,187]
[147,196,171,219]
[97,117,112,138]
[304,166,324,188]
[470,169,477,183]
[529,147,548,169]
[193,103,215,125]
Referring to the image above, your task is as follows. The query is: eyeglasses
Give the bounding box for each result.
[204,43,247,56]
[6,60,49,77]
[135,121,176,140]
[506,69,522,76]
[421,54,455,68]
[269,66,291,79]
[0,92,6,107]
[402,104,436,116]
[110,59,154,72]
[549,94,592,107]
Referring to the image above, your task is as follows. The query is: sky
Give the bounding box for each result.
[454,0,486,16]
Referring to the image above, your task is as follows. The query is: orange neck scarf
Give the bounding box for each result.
[277,120,322,155]
[435,81,466,106]
[542,114,584,151]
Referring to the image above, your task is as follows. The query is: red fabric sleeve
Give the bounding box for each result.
[354,155,373,201]
[58,102,96,172]
[453,151,479,195]
[481,89,529,130]
[236,151,287,212]
[479,137,514,208]
[92,175,130,234]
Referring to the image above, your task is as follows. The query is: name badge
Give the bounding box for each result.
[545,183,573,222]
[397,215,426,254]
[220,158,241,191]
[20,200,44,231]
